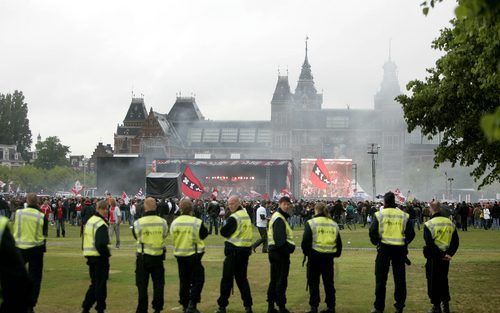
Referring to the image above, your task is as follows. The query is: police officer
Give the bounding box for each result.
[13,193,48,313]
[81,200,111,313]
[0,215,32,313]
[424,201,459,313]
[133,197,169,313]
[215,196,253,313]
[171,198,208,313]
[369,191,415,313]
[267,196,295,313]
[301,202,342,313]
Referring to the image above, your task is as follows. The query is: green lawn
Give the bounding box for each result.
[34,223,500,313]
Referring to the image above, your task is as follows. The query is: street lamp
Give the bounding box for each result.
[448,177,454,200]
[367,143,380,201]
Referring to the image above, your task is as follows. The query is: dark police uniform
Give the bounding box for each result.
[423,212,459,313]
[0,216,31,313]
[369,207,415,313]
[216,207,253,313]
[13,205,48,312]
[301,214,342,313]
[267,209,295,313]
[170,214,208,313]
[82,213,110,313]
[133,211,169,313]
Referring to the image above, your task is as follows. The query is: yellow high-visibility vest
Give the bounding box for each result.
[134,215,168,256]
[307,216,338,253]
[425,216,455,251]
[227,209,253,247]
[268,211,295,247]
[170,215,205,257]
[83,215,108,257]
[13,208,45,249]
[375,208,409,246]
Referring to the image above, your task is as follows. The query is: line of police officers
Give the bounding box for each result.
[1,191,459,313]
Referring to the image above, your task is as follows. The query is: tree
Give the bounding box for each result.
[396,3,500,188]
[34,136,70,170]
[0,91,32,160]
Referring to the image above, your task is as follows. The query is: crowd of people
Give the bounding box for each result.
[0,191,497,313]
[2,195,498,235]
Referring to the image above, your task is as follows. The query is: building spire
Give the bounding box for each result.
[305,35,309,63]
[388,38,392,61]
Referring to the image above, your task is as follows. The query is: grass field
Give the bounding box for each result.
[34,223,500,313]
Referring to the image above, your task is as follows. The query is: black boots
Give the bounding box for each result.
[267,304,279,313]
[186,301,202,313]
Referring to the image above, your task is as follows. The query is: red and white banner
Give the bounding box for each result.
[310,159,331,189]
[181,166,205,199]
[71,180,84,195]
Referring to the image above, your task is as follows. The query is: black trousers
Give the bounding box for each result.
[82,257,109,313]
[374,250,406,311]
[176,254,205,307]
[217,250,253,308]
[267,251,290,307]
[208,216,219,235]
[460,216,468,231]
[426,257,451,305]
[19,248,44,309]
[135,255,165,313]
[307,253,335,309]
[252,227,268,252]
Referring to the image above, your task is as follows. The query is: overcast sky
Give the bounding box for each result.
[0,0,456,156]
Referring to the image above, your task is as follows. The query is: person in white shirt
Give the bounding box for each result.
[252,201,269,253]
[483,206,491,229]
[129,201,137,228]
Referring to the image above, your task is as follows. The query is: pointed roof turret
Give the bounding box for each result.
[124,97,148,122]
[272,75,292,103]
[374,45,401,110]
[295,37,317,97]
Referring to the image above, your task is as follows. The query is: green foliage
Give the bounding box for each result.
[0,91,32,160]
[34,136,71,170]
[481,106,500,142]
[397,4,500,188]
[0,165,96,193]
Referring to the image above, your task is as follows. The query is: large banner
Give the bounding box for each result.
[301,159,352,198]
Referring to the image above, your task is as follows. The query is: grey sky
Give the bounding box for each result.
[0,0,456,156]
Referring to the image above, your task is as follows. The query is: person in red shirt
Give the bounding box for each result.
[55,200,66,238]
[40,200,52,220]
[75,200,83,226]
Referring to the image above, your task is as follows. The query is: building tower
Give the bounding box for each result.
[293,37,323,110]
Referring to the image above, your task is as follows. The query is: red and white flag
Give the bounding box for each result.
[71,180,84,195]
[135,188,144,198]
[181,166,204,199]
[121,191,130,204]
[310,159,331,189]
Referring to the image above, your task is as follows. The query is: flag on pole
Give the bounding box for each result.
[135,188,144,198]
[181,166,204,199]
[71,180,84,195]
[310,159,331,189]
[211,188,219,200]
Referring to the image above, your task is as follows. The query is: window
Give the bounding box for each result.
[239,128,256,143]
[326,116,349,128]
[221,128,238,143]
[189,128,202,143]
[257,129,271,143]
[202,129,220,142]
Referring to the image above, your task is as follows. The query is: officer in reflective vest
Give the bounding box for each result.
[81,200,110,313]
[215,196,254,313]
[0,215,31,313]
[267,196,295,313]
[423,201,459,313]
[369,192,415,313]
[12,193,48,313]
[132,197,168,313]
[170,198,208,313]
[301,202,342,313]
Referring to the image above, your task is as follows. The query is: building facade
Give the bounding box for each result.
[114,44,438,196]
